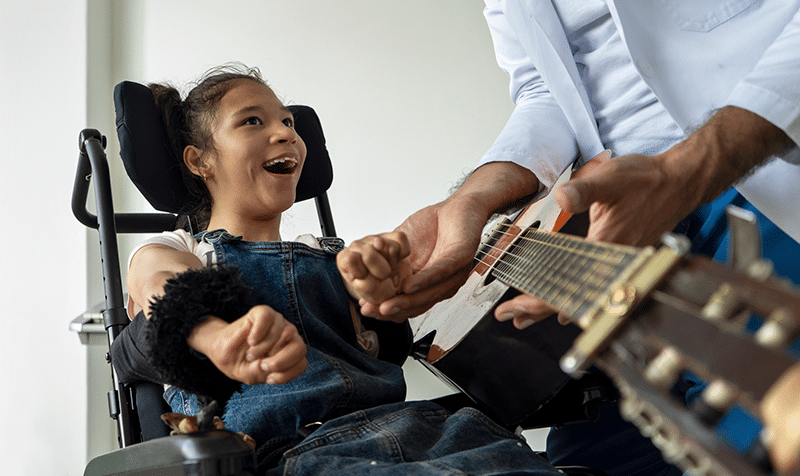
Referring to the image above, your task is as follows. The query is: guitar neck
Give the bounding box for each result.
[484,224,647,320]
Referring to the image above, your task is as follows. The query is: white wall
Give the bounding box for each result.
[0,1,89,475]
[0,2,542,474]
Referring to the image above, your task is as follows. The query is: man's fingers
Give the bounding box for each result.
[363,269,469,322]
[555,182,587,214]
[402,254,471,296]
[495,294,556,329]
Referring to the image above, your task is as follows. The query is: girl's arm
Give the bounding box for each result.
[127,243,204,319]
[127,243,307,385]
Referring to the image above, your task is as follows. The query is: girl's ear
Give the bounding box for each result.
[184,145,210,179]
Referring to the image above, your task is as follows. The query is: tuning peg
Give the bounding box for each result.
[726,205,775,281]
[690,379,739,426]
[755,307,800,349]
[701,283,741,322]
[660,232,691,256]
[644,346,684,390]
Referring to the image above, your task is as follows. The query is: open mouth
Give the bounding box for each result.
[263,157,298,175]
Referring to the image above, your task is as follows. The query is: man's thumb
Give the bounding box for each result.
[555,181,589,213]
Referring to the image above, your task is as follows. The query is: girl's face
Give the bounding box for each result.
[199,79,307,227]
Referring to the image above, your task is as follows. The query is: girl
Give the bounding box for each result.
[121,64,561,476]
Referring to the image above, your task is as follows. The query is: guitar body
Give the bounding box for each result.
[410,163,601,427]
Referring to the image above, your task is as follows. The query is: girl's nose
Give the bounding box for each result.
[272,122,297,144]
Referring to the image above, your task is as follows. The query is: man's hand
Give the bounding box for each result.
[338,231,413,313]
[497,107,794,329]
[762,363,800,474]
[557,106,794,247]
[359,162,541,321]
[493,150,698,329]
[187,306,307,386]
[555,151,700,247]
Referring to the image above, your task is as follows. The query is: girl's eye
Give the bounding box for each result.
[244,117,263,126]
[282,117,295,128]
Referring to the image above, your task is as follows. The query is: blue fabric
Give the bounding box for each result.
[547,188,800,476]
[166,230,559,474]
[268,400,561,476]
[714,406,763,454]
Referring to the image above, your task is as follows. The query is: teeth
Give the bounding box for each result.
[264,157,297,167]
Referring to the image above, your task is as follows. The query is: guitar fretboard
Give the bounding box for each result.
[485,226,642,319]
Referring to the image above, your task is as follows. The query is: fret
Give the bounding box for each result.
[490,228,642,319]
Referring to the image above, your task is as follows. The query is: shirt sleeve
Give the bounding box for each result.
[127,229,200,270]
[478,0,580,191]
[726,5,800,163]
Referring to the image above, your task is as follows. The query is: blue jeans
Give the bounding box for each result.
[267,400,562,476]
[546,188,800,476]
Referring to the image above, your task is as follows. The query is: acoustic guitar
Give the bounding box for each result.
[409,157,800,476]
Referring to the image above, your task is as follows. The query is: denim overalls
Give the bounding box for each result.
[165,230,407,443]
[166,230,559,475]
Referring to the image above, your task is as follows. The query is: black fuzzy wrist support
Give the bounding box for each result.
[144,265,254,408]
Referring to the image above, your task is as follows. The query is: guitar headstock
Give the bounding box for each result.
[583,249,800,475]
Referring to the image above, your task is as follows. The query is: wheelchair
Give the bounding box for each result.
[73,80,612,476]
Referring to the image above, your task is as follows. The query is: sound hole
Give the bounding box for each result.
[481,220,540,287]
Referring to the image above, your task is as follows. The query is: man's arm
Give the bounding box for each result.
[556,106,795,246]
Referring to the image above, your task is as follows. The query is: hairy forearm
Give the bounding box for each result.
[664,106,795,206]
[451,161,541,220]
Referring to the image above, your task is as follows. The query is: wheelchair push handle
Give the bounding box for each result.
[72,129,177,234]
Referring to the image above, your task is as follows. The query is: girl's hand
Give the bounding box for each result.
[188,305,307,386]
[337,231,413,313]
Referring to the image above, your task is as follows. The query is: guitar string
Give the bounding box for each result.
[473,233,636,286]
[472,227,639,314]
[474,227,638,268]
[483,222,638,255]
[478,240,622,315]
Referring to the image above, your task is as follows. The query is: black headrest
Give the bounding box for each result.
[113,81,333,214]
